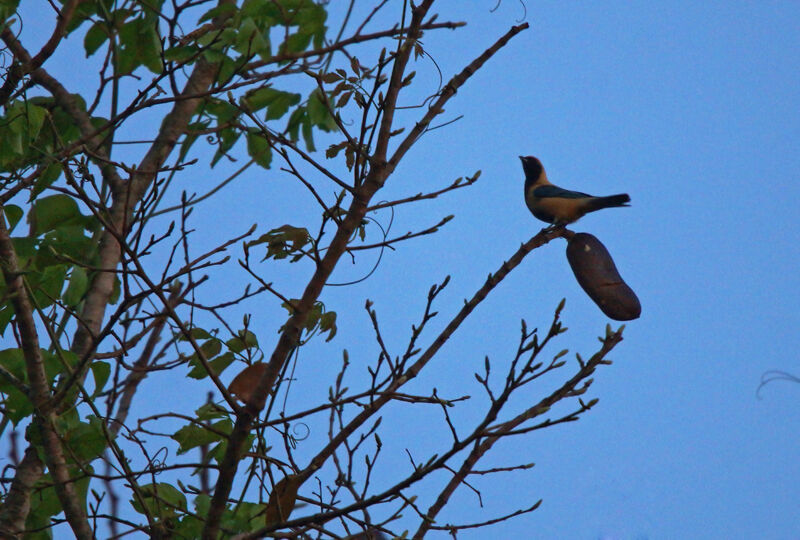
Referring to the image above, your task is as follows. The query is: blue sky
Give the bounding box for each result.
[12,1,800,539]
[409,3,800,538]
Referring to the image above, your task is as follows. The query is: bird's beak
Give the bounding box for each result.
[518,155,524,161]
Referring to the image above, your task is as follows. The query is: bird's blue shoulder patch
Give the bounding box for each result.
[533,185,592,199]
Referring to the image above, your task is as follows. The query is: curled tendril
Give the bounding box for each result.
[327,203,394,287]
[281,422,310,449]
[489,0,528,24]
[290,421,310,442]
[146,446,170,474]
[756,370,800,399]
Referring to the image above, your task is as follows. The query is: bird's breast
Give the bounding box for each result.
[527,193,589,224]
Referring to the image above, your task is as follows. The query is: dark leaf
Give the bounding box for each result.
[90,361,110,398]
[3,205,23,232]
[226,330,258,354]
[64,417,107,462]
[187,351,235,380]
[246,130,272,168]
[29,194,85,235]
[171,420,232,454]
[130,483,188,519]
[63,266,88,306]
[320,71,341,84]
[164,45,198,63]
[83,22,108,56]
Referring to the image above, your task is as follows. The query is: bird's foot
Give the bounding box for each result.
[544,222,566,233]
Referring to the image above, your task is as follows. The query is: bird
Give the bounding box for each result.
[520,156,630,225]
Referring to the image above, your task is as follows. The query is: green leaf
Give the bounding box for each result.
[0,1,21,23]
[264,89,301,120]
[0,101,48,168]
[63,266,89,306]
[283,31,312,54]
[206,99,240,123]
[210,127,241,167]
[226,330,258,354]
[31,161,63,198]
[198,3,236,24]
[307,90,335,129]
[195,402,230,422]
[281,300,336,341]
[2,126,23,157]
[242,87,301,120]
[24,510,56,540]
[171,419,232,454]
[307,90,330,125]
[200,339,222,359]
[246,130,272,168]
[90,361,110,397]
[235,17,269,59]
[139,21,163,74]
[242,87,273,112]
[320,311,337,341]
[194,493,210,515]
[117,17,163,75]
[42,348,78,384]
[178,121,208,161]
[0,306,12,335]
[302,119,315,152]
[29,194,84,235]
[28,472,72,526]
[213,56,238,84]
[22,103,46,141]
[201,46,227,64]
[10,237,36,268]
[41,226,96,268]
[84,21,108,56]
[180,327,213,341]
[247,224,310,261]
[2,390,33,427]
[131,483,188,519]
[0,135,18,167]
[3,205,22,232]
[172,509,205,538]
[0,348,30,425]
[56,407,80,432]
[64,417,107,462]
[206,432,255,464]
[5,101,44,138]
[184,336,224,379]
[304,303,322,333]
[286,106,304,142]
[109,274,121,305]
[221,501,270,533]
[31,264,67,309]
[164,45,198,63]
[187,351,234,380]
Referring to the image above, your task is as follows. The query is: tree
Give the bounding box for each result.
[0,1,624,538]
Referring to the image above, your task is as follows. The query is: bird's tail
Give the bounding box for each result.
[587,194,631,213]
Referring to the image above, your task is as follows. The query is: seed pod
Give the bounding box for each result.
[228,362,272,403]
[566,232,640,321]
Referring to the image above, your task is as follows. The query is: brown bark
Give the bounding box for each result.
[0,211,93,539]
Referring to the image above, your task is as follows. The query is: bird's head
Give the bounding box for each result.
[519,155,545,182]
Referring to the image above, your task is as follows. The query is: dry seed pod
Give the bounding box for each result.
[228,362,271,403]
[566,232,640,321]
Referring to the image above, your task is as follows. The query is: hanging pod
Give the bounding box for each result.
[566,232,640,321]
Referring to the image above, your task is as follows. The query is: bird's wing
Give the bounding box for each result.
[532,185,592,199]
